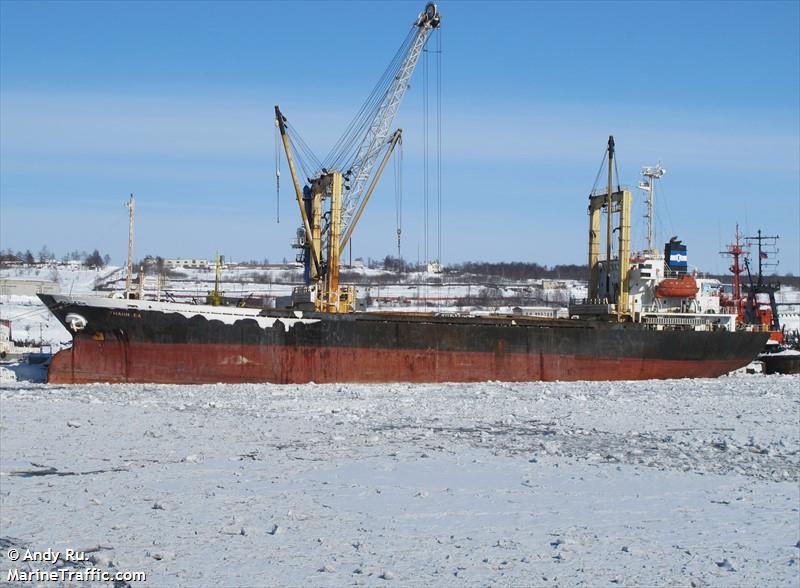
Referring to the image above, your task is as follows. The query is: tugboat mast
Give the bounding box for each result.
[719,224,747,323]
[746,229,780,287]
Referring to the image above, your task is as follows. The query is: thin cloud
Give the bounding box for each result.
[3,90,797,177]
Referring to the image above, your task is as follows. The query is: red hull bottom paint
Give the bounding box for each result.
[48,340,748,384]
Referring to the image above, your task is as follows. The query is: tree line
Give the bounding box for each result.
[380,256,589,281]
[0,246,111,268]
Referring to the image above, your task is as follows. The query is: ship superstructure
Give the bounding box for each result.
[570,140,733,332]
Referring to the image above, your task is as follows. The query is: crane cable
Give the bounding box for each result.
[421,28,443,305]
[590,149,607,195]
[434,28,443,311]
[613,152,621,256]
[323,26,418,173]
[657,183,675,249]
[284,120,321,181]
[423,28,443,270]
[274,117,281,224]
[423,40,429,269]
[436,27,442,268]
[588,145,623,256]
[324,30,412,170]
[394,133,403,259]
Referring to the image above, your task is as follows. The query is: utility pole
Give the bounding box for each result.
[125,194,135,298]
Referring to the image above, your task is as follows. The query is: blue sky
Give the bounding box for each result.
[1,0,798,275]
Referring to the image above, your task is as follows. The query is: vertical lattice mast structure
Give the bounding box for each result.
[339,3,440,246]
[639,163,665,254]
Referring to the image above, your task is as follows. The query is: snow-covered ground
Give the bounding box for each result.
[1,377,797,587]
[0,267,117,351]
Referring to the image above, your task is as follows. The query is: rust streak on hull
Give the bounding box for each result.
[38,294,768,385]
[48,340,752,384]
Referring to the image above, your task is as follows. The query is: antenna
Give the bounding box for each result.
[639,163,665,253]
[745,229,779,286]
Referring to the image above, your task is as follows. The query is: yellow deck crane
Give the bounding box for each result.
[276,3,441,313]
[586,136,632,320]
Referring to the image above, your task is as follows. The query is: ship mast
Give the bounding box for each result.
[744,229,781,334]
[745,229,779,287]
[639,163,665,254]
[586,137,632,319]
[720,224,747,323]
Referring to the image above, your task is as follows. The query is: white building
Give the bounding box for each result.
[164,258,210,269]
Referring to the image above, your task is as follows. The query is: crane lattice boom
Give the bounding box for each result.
[274,3,441,312]
[339,3,440,246]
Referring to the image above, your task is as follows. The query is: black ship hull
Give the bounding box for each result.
[39,294,768,384]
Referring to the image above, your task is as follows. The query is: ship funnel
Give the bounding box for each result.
[664,237,688,275]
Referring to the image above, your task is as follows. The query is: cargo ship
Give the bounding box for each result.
[36,146,769,384]
[38,293,767,384]
[36,4,769,384]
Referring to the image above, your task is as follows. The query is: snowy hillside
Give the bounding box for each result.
[0,266,119,349]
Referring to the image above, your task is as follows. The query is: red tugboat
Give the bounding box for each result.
[720,226,799,374]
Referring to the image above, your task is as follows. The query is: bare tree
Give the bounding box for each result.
[38,245,53,263]
[85,249,105,268]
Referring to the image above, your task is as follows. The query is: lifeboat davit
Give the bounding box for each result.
[655,275,698,298]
